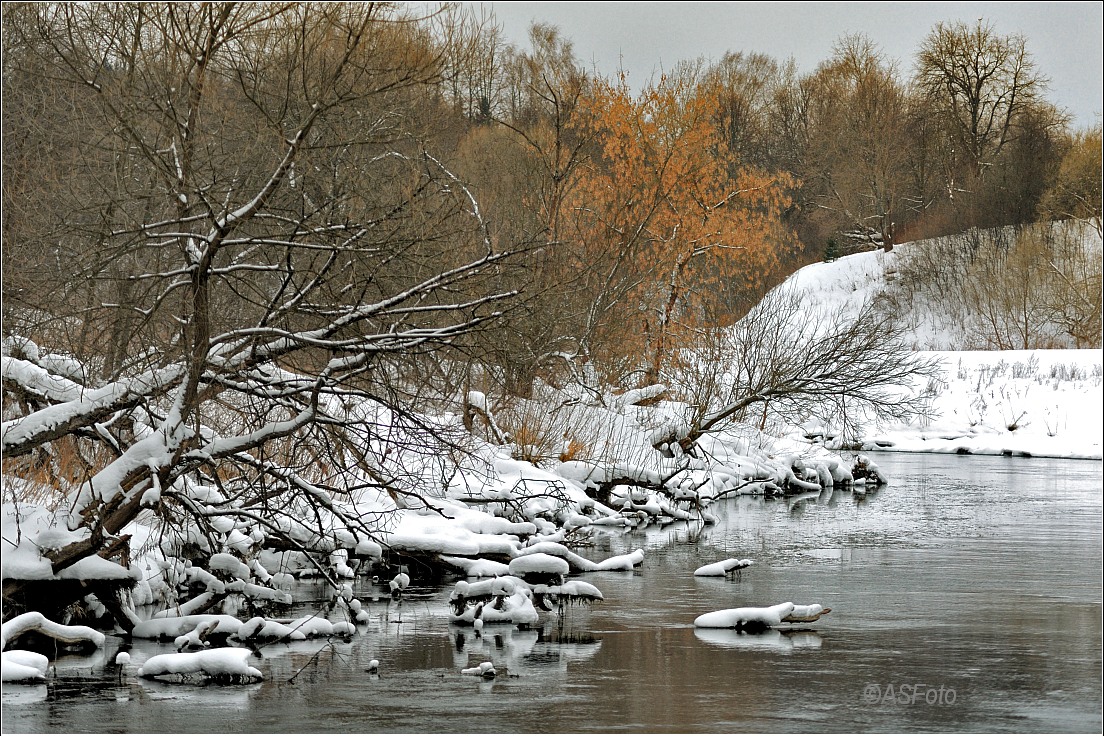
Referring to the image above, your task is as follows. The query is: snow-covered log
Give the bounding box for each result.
[1,650,50,682]
[132,615,245,641]
[461,661,496,678]
[782,604,831,623]
[693,602,831,629]
[592,548,644,571]
[439,556,511,577]
[693,558,752,576]
[531,580,604,603]
[1,612,106,651]
[137,647,263,681]
[512,542,644,573]
[448,573,604,625]
[1,358,182,459]
[174,619,220,651]
[513,542,596,572]
[478,588,540,626]
[508,553,570,579]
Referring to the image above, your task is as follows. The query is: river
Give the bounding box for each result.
[3,453,1101,733]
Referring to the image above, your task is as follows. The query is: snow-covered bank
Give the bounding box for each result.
[779,232,1102,461]
[864,350,1102,460]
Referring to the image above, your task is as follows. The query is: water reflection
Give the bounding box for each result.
[693,627,823,652]
[1,685,48,706]
[448,623,602,676]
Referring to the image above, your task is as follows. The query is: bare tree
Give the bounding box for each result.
[795,35,912,251]
[2,3,522,625]
[1038,125,1103,236]
[657,286,942,451]
[916,20,1046,181]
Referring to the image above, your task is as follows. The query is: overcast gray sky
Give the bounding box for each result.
[473,1,1102,130]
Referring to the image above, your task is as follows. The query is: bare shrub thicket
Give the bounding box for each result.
[890,221,1102,349]
[659,287,942,450]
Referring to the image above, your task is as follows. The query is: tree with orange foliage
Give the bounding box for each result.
[568,65,793,385]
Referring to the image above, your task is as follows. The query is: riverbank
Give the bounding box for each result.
[778,240,1102,462]
[854,349,1101,460]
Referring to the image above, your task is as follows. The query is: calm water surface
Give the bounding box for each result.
[3,453,1101,733]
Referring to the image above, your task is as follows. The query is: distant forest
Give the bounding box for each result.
[3,4,1100,391]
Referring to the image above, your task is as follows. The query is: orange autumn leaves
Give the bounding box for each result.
[565,71,793,382]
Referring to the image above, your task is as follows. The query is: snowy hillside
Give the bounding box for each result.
[777,236,1103,460]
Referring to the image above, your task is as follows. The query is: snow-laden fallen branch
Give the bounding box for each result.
[1,358,183,458]
[439,556,511,578]
[508,553,569,578]
[448,574,604,626]
[1,612,106,651]
[512,542,644,573]
[131,613,355,642]
[461,661,497,678]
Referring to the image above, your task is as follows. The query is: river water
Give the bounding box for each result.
[3,453,1101,733]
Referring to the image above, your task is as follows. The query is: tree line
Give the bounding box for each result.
[3,4,1099,397]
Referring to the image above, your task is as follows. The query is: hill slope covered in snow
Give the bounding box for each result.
[776,233,1102,460]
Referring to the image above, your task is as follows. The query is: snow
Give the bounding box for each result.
[1,651,49,682]
[776,241,1102,461]
[382,509,524,557]
[207,553,251,579]
[513,542,643,573]
[693,601,830,628]
[2,502,138,583]
[136,647,263,680]
[440,556,511,577]
[1,611,106,650]
[532,580,604,601]
[132,615,245,640]
[389,572,410,594]
[693,558,753,576]
[788,604,825,620]
[694,602,796,628]
[591,548,645,571]
[508,553,570,576]
[461,660,496,677]
[862,350,1102,459]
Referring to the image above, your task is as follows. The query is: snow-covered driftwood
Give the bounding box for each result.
[137,647,263,682]
[693,602,830,629]
[508,553,570,580]
[511,542,644,573]
[461,660,497,678]
[448,574,604,626]
[693,558,752,576]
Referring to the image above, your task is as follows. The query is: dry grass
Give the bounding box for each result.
[1,435,108,509]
